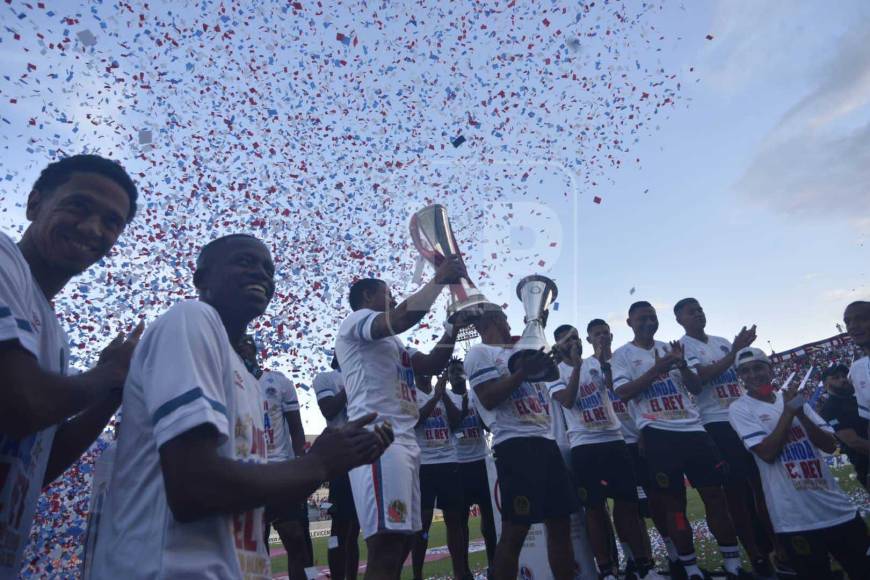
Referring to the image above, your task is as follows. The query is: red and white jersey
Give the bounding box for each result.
[260,370,299,462]
[729,393,857,533]
[335,308,419,445]
[548,360,623,447]
[465,343,553,446]
[612,341,704,433]
[680,334,744,424]
[90,301,270,579]
[0,233,69,578]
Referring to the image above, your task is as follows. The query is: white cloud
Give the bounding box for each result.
[822,288,868,303]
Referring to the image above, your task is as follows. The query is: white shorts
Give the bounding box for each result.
[349,442,422,538]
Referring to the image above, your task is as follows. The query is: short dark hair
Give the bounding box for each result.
[196,234,261,272]
[348,278,384,311]
[821,364,849,381]
[586,318,608,333]
[33,154,139,223]
[845,300,870,310]
[628,301,653,316]
[673,297,699,316]
[553,324,576,341]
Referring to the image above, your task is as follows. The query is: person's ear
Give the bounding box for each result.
[26,189,46,221]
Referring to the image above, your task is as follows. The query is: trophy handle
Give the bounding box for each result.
[410,212,477,297]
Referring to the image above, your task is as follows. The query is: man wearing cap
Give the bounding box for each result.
[843,300,870,488]
[729,347,869,579]
[673,298,774,577]
[818,363,869,490]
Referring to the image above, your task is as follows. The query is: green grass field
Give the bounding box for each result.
[272,464,869,578]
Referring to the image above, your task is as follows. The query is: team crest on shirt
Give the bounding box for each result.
[234,370,247,390]
[265,386,277,397]
[387,499,407,523]
[759,414,771,422]
[590,369,599,377]
[720,345,730,354]
[513,495,531,516]
[519,565,534,580]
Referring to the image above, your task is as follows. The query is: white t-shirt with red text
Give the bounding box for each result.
[465,343,553,446]
[261,370,299,462]
[90,301,270,579]
[415,389,457,465]
[680,334,744,424]
[548,360,623,447]
[446,390,488,463]
[335,308,419,445]
[0,233,69,579]
[612,341,704,433]
[728,393,857,533]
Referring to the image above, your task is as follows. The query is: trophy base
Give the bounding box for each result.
[507,349,560,382]
[447,295,498,324]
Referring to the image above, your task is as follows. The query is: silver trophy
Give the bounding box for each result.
[409,204,496,323]
[508,274,559,381]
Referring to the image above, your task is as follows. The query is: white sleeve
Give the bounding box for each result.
[803,404,834,433]
[611,349,632,394]
[0,234,40,358]
[679,337,702,371]
[313,373,338,401]
[279,374,300,413]
[141,302,231,448]
[728,401,767,450]
[464,346,501,388]
[546,365,569,396]
[849,364,870,420]
[339,308,380,342]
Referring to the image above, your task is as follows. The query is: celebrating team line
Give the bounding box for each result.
[1,155,869,580]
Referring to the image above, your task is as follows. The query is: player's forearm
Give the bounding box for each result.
[1,352,118,438]
[798,414,838,454]
[694,354,735,384]
[413,333,458,375]
[680,367,701,394]
[374,280,442,338]
[165,452,328,523]
[415,397,441,426]
[42,390,122,486]
[753,412,795,463]
[474,372,527,410]
[318,391,347,420]
[554,367,581,408]
[442,393,462,429]
[288,412,306,457]
[613,368,658,402]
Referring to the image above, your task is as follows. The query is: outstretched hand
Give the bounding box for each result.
[309,413,394,480]
[732,325,758,352]
[97,322,145,390]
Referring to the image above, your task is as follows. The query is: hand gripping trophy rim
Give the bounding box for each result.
[508,274,560,382]
[409,204,498,326]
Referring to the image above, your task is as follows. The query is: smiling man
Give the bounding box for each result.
[844,300,870,489]
[89,234,393,579]
[0,155,142,578]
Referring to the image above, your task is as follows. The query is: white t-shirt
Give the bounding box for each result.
[680,334,744,424]
[464,343,553,446]
[261,370,299,462]
[312,370,348,429]
[548,360,623,447]
[81,442,116,580]
[446,390,488,463]
[606,386,639,444]
[612,341,704,433]
[0,233,70,578]
[90,301,270,579]
[335,308,419,445]
[728,393,858,533]
[414,389,457,465]
[849,356,870,420]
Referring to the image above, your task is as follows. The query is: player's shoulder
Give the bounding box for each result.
[849,356,868,375]
[728,394,753,415]
[150,300,223,337]
[0,231,30,282]
[465,342,496,361]
[611,342,634,359]
[339,308,376,328]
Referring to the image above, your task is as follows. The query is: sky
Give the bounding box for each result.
[0,1,867,434]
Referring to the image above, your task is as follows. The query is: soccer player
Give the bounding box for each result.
[411,372,467,580]
[237,335,311,579]
[818,363,868,491]
[730,347,869,579]
[674,298,774,576]
[334,256,468,580]
[90,234,392,578]
[844,300,870,488]
[313,354,360,580]
[0,155,142,578]
[464,307,578,580]
[445,357,496,571]
[612,301,744,580]
[550,324,662,580]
